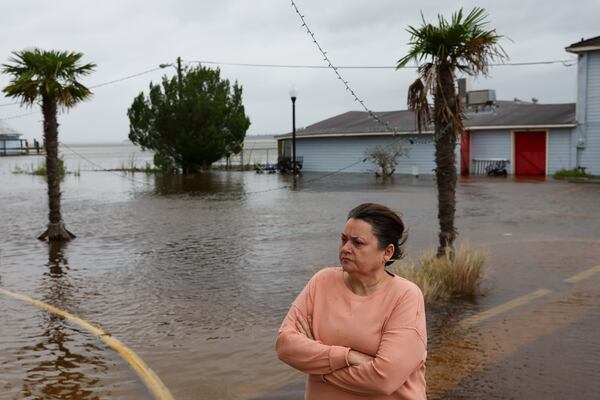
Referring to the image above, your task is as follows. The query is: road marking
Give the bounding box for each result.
[565,264,600,283]
[0,288,175,400]
[459,288,552,329]
[431,285,596,397]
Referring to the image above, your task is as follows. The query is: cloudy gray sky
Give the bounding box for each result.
[0,0,598,143]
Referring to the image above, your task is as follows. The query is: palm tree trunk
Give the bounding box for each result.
[38,95,75,241]
[433,64,458,257]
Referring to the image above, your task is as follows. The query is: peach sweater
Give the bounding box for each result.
[276,267,427,399]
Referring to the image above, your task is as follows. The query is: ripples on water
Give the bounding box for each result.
[4,146,443,399]
[2,145,599,399]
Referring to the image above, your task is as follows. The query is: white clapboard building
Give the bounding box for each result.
[277,35,600,177]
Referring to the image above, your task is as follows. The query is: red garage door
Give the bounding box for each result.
[515,131,546,176]
[460,130,470,176]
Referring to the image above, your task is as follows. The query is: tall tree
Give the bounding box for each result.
[397,8,506,257]
[128,65,250,173]
[2,49,95,241]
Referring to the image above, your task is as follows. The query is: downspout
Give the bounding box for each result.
[575,53,588,168]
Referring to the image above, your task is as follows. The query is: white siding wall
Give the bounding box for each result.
[548,129,572,174]
[582,122,600,174]
[291,127,575,176]
[0,135,22,155]
[469,130,511,172]
[396,139,436,175]
[296,135,437,175]
[581,51,600,174]
[586,52,600,123]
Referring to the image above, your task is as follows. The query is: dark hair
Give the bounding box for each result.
[347,203,407,266]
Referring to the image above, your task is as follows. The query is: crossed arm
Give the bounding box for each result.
[276,285,426,396]
[275,305,373,375]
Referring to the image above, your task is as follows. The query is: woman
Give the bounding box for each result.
[276,203,427,399]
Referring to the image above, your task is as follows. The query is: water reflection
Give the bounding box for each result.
[424,301,485,399]
[2,147,600,399]
[153,172,246,198]
[19,243,110,400]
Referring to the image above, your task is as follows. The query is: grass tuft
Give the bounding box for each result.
[114,155,159,173]
[554,167,600,180]
[12,158,69,179]
[390,243,486,304]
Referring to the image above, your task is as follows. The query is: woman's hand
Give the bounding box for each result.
[348,350,374,366]
[296,315,315,340]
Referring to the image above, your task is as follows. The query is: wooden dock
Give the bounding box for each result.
[0,139,45,156]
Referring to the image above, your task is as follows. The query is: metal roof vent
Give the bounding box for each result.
[467,89,496,106]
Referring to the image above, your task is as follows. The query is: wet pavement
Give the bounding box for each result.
[1,145,599,399]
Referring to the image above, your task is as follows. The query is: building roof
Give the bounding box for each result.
[566,35,600,53]
[465,101,575,128]
[278,101,576,139]
[0,120,22,136]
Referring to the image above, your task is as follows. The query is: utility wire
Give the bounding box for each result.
[188,58,575,69]
[0,110,39,120]
[243,157,369,196]
[289,0,401,137]
[88,67,163,89]
[0,12,578,192]
[190,60,410,69]
[0,58,575,110]
[286,0,499,182]
[287,0,451,177]
[0,67,163,120]
[1,54,370,193]
[59,142,155,187]
[57,140,368,196]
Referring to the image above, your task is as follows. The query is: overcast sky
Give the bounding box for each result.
[0,0,598,143]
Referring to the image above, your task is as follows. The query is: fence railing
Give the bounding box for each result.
[471,158,510,176]
[0,139,44,156]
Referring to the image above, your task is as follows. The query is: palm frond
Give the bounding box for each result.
[406,77,430,133]
[1,48,96,109]
[397,7,507,76]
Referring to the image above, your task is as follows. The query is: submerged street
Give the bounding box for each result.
[1,146,599,399]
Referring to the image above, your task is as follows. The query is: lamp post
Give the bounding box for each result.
[159,56,184,99]
[289,85,298,177]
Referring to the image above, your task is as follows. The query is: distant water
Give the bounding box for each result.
[60,142,156,170]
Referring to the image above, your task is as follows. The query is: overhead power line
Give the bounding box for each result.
[88,67,163,89]
[188,59,576,69]
[289,0,401,137]
[0,110,39,121]
[0,67,163,120]
[59,142,155,187]
[0,57,576,110]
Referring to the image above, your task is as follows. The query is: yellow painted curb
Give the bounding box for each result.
[0,288,175,400]
[459,288,552,329]
[459,263,600,329]
[565,264,600,283]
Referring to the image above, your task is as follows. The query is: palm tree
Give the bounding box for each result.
[397,8,506,257]
[2,49,96,241]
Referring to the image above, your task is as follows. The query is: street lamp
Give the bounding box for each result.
[289,85,298,177]
[159,57,184,99]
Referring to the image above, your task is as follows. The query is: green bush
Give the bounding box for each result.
[12,158,68,179]
[554,167,595,179]
[390,243,486,304]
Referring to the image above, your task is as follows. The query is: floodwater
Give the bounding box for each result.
[1,144,599,399]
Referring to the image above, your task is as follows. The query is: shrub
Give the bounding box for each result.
[553,167,598,179]
[390,243,486,304]
[12,158,67,179]
[365,143,409,177]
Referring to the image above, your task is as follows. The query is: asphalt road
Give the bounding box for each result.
[257,177,600,400]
